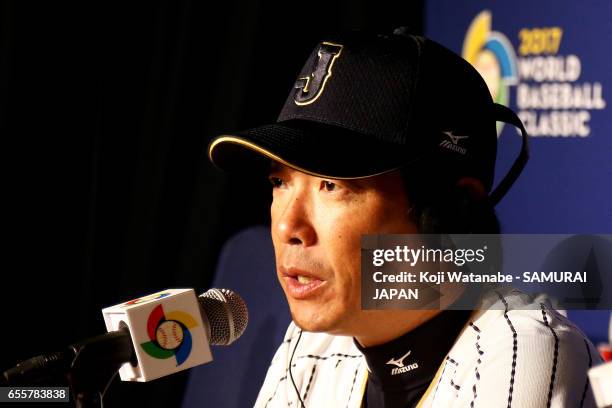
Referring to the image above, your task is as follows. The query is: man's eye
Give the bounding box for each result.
[322,180,336,192]
[269,176,284,188]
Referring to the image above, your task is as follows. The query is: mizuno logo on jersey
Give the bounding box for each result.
[386,350,419,375]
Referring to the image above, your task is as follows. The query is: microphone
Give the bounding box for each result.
[3,288,248,385]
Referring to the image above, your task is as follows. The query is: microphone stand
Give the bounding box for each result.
[3,328,133,408]
[67,328,134,408]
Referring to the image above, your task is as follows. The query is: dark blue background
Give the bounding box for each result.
[426,0,612,344]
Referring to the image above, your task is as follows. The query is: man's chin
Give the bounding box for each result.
[293,321,338,335]
[289,307,355,336]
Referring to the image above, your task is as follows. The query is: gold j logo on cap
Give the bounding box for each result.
[293,42,343,106]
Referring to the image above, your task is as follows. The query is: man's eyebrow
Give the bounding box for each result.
[341,178,367,190]
[269,161,291,174]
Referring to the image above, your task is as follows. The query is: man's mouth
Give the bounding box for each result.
[280,267,326,299]
[297,275,314,284]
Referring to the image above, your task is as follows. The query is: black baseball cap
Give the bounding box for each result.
[208,28,528,204]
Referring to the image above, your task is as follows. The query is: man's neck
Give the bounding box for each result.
[354,309,442,348]
[354,285,468,347]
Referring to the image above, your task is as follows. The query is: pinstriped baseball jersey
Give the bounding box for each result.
[255,290,602,407]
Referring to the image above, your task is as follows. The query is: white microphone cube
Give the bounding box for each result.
[102,288,212,382]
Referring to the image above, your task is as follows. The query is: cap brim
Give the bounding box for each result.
[208,121,410,179]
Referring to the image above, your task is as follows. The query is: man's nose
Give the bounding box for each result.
[275,192,317,246]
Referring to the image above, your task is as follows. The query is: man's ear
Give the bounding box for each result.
[416,176,494,234]
[455,177,487,202]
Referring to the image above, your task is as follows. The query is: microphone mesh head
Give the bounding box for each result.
[198,288,248,345]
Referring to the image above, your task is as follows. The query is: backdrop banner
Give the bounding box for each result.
[426,0,612,234]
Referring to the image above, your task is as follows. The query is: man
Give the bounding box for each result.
[207,29,601,407]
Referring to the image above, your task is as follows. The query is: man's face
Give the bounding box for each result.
[269,163,418,337]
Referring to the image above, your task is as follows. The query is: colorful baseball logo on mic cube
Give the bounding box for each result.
[102,288,212,382]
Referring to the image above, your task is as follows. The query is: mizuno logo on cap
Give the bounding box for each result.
[440,131,469,155]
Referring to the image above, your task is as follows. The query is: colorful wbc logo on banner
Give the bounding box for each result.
[140,304,198,366]
[461,9,606,138]
[462,10,518,134]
